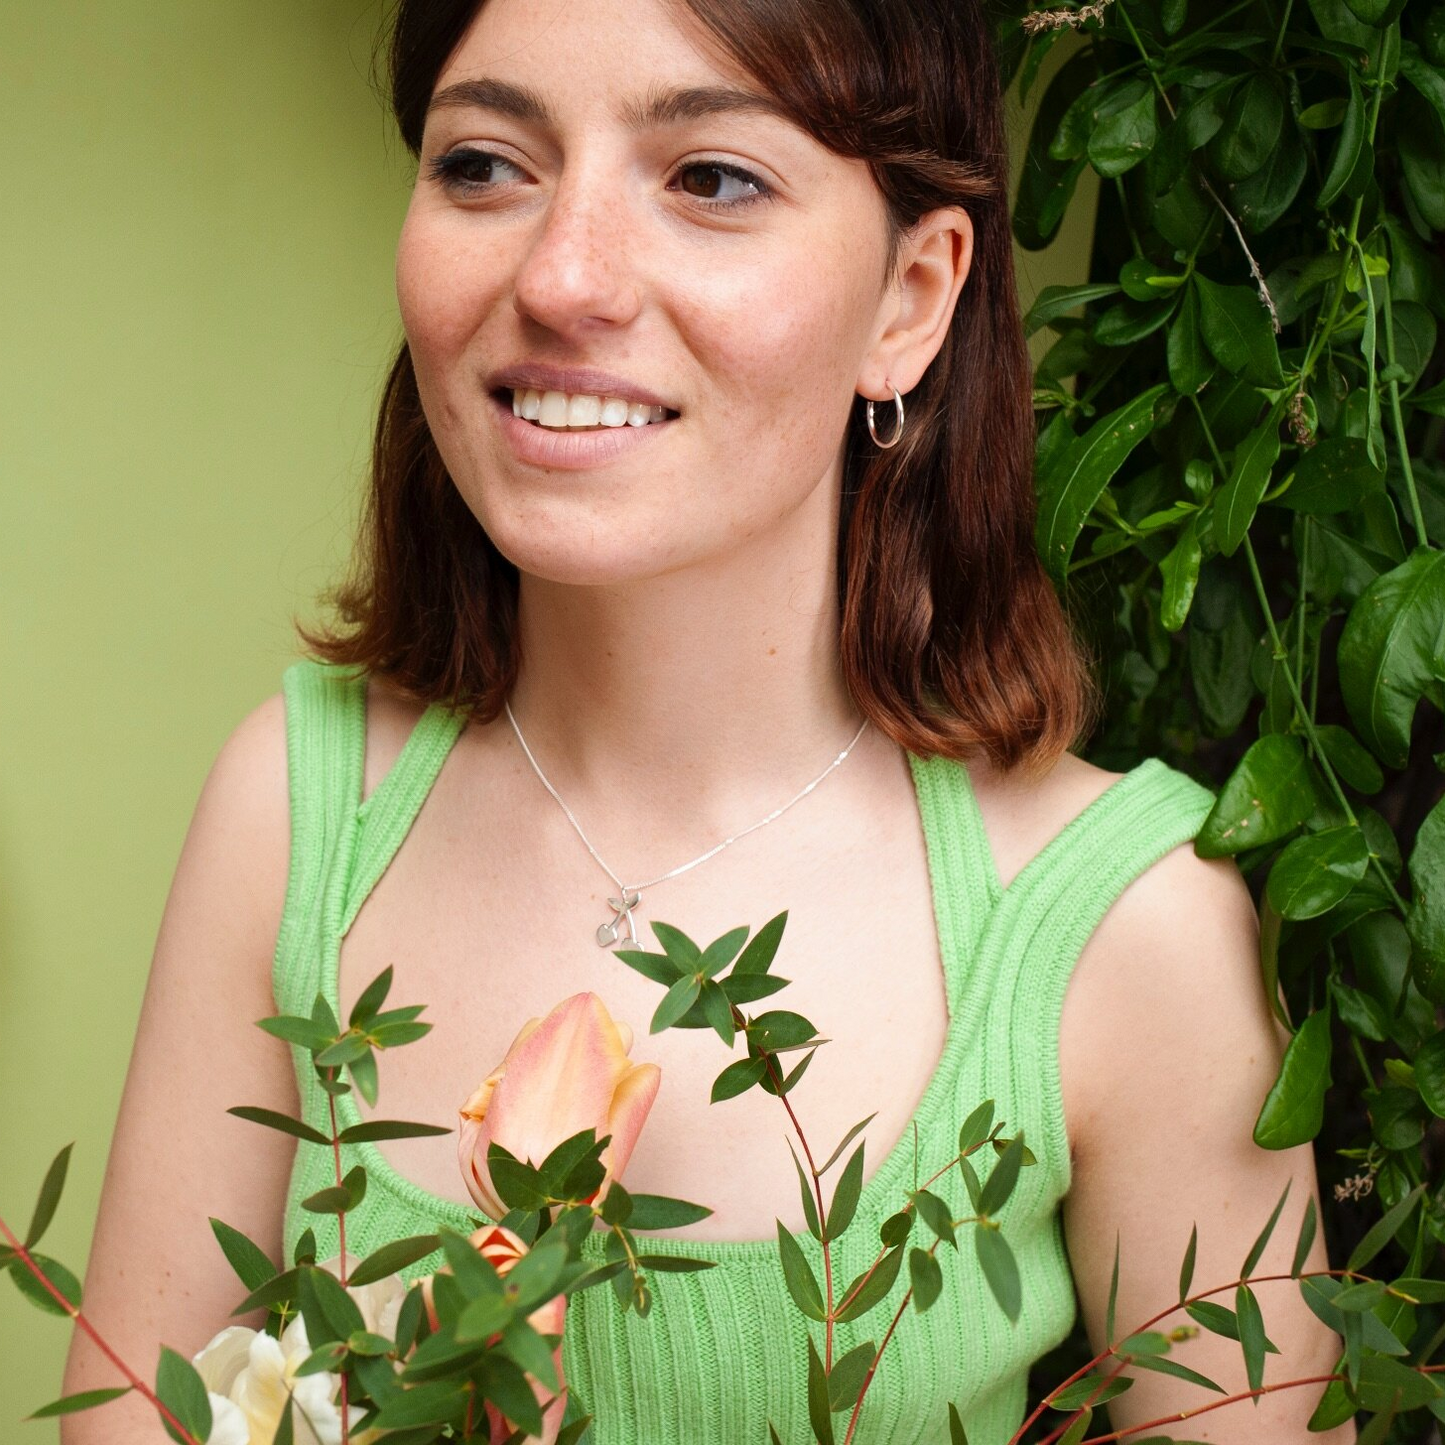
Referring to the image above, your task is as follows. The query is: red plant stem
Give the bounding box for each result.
[326,1086,351,1443]
[0,1213,204,1445]
[754,1026,837,1368]
[1006,1268,1372,1445]
[840,1243,929,1445]
[1078,1373,1345,1441]
[1031,1360,1133,1445]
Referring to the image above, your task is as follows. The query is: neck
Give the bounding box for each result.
[506,485,864,816]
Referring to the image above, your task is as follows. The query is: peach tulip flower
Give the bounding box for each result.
[420,1223,569,1445]
[458,992,661,1221]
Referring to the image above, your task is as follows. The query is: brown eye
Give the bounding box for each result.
[670,161,771,210]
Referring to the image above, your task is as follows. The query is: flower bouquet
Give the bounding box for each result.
[2,912,1424,1442]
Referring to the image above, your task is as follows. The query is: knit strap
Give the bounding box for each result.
[272,659,368,1016]
[341,690,469,936]
[977,758,1219,1201]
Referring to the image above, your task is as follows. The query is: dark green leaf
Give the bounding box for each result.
[806,1332,835,1445]
[1279,437,1385,515]
[1254,1007,1333,1148]
[1348,1182,1426,1272]
[789,1137,824,1241]
[776,1221,827,1320]
[1088,79,1157,177]
[1293,1196,1318,1277]
[1168,282,1214,396]
[711,1055,768,1103]
[827,1340,877,1413]
[349,965,394,1028]
[256,1015,334,1049]
[1159,514,1203,631]
[698,926,750,978]
[911,1189,958,1251]
[909,1247,944,1312]
[1196,735,1317,858]
[336,1119,451,1144]
[733,911,788,974]
[1214,403,1284,557]
[1023,283,1123,336]
[1338,549,1445,768]
[819,1113,878,1177]
[979,1132,1026,1217]
[624,1193,713,1230]
[650,921,701,968]
[1319,69,1366,209]
[348,1235,441,1288]
[226,1106,331,1147]
[699,980,736,1047]
[24,1144,73,1250]
[1179,1223,1198,1303]
[957,1100,995,1156]
[1265,827,1370,918]
[651,974,701,1034]
[1235,1285,1267,1394]
[27,1386,132,1419]
[209,1218,277,1292]
[834,1244,906,1322]
[1036,385,1171,582]
[825,1143,867,1242]
[156,1348,212,1445]
[975,1226,1021,1322]
[8,1253,81,1316]
[1242,1179,1292,1277]
[1195,274,1284,387]
[612,948,682,986]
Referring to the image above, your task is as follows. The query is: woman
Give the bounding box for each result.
[63,0,1350,1441]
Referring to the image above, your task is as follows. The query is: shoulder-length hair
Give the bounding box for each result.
[297,0,1099,775]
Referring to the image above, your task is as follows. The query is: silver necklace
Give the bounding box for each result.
[504,701,870,950]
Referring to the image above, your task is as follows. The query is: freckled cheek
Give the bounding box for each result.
[395,214,502,376]
[685,263,867,464]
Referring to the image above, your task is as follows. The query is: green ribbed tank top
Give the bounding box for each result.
[272,658,1217,1445]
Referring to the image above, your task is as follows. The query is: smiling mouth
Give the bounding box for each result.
[497,386,680,431]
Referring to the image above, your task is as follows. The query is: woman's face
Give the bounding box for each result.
[396,0,899,588]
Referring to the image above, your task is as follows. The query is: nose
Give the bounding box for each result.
[511,164,642,335]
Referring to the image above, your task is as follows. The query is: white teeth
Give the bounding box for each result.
[566,393,602,426]
[512,386,673,429]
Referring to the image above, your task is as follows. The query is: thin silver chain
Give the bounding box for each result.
[504,699,869,949]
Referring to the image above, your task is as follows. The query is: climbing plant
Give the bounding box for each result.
[992,0,1445,1436]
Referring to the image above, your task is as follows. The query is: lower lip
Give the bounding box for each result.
[490,393,675,470]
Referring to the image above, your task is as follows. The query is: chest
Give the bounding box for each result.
[333,750,955,1244]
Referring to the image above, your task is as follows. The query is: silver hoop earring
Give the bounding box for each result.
[866,385,905,449]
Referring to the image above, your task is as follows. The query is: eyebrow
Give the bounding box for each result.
[425,77,793,132]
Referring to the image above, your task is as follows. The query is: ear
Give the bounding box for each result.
[857,207,974,401]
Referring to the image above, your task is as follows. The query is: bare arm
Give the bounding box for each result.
[60,692,297,1443]
[1059,843,1354,1444]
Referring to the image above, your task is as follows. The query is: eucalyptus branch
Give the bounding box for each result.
[324,1084,352,1444]
[0,1213,205,1445]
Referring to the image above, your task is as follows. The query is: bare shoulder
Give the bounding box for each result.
[1059,801,1277,1155]
[193,688,293,951]
[965,746,1126,890]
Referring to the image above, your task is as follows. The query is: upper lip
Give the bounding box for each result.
[488,362,678,411]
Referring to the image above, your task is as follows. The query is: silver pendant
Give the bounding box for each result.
[597,891,642,949]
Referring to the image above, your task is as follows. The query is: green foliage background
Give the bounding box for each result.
[995,0,1445,1435]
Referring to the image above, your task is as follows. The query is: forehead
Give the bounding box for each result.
[434,0,761,110]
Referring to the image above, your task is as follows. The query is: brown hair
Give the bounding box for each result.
[297,0,1099,774]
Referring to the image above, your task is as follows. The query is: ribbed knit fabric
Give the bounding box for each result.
[273,658,1218,1445]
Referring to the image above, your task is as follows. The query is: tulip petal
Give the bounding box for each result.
[600,1060,662,1196]
[484,993,629,1169]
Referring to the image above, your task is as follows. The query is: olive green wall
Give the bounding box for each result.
[0,8,1097,1436]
